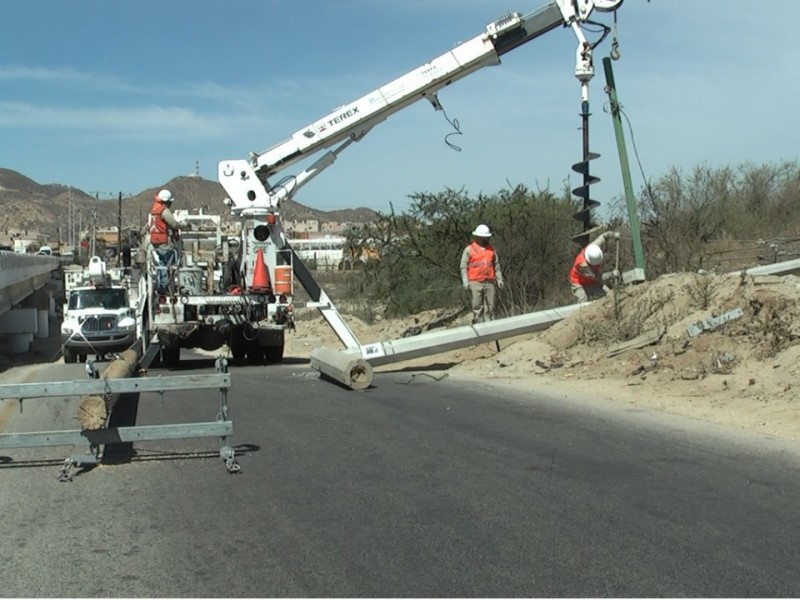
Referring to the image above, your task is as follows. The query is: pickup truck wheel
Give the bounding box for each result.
[63,347,77,364]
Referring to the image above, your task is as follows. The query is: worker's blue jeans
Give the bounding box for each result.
[154,247,177,293]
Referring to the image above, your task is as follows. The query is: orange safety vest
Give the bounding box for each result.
[466,242,497,283]
[569,248,601,286]
[149,200,169,245]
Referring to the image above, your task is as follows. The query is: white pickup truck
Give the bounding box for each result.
[61,256,139,363]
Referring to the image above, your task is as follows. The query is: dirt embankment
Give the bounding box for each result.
[289,271,800,441]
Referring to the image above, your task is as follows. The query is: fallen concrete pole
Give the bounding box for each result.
[355,304,582,368]
[77,349,140,430]
[735,258,800,277]
[309,346,373,390]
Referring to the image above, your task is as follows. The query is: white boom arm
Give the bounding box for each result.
[219,0,623,215]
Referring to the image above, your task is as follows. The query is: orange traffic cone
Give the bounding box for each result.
[250,248,271,292]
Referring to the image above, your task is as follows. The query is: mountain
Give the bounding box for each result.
[0,168,379,242]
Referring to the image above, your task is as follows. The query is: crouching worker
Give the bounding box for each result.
[569,231,621,303]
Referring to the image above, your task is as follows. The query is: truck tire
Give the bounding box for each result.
[230,331,247,365]
[63,347,77,364]
[265,344,284,364]
[246,343,265,365]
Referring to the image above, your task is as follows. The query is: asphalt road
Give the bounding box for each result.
[1,355,799,597]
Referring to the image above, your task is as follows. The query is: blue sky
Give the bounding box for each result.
[1,1,797,217]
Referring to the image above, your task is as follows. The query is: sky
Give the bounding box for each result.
[1,0,797,219]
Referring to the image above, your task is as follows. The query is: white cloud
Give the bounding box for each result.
[0,101,272,140]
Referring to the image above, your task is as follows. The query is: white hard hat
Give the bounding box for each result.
[157,189,173,203]
[585,244,604,265]
[472,224,492,237]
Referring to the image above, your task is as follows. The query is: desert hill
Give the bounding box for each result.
[0,168,379,241]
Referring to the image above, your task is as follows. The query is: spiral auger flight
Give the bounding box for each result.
[571,150,602,247]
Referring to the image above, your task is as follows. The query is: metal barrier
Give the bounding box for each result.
[0,370,240,481]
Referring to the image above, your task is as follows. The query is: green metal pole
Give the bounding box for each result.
[602,56,646,275]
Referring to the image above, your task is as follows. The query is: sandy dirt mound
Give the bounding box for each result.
[289,272,800,441]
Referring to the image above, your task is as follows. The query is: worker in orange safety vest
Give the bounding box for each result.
[460,224,505,324]
[147,189,192,293]
[569,230,620,302]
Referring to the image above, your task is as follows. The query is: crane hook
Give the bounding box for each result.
[610,9,621,61]
[610,40,621,61]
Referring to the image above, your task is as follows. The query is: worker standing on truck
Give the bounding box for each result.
[460,224,505,324]
[569,230,621,303]
[148,189,191,293]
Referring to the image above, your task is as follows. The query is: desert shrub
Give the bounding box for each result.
[625,160,800,278]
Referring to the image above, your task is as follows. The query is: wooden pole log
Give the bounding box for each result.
[77,349,140,430]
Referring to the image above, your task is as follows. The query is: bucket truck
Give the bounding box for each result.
[61,256,139,364]
[216,0,624,355]
[139,208,294,368]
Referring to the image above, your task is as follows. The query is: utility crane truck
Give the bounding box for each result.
[215,0,625,355]
[140,1,624,368]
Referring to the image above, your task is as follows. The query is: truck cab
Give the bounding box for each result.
[61,256,139,363]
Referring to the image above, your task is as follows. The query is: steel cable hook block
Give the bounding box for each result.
[218,398,240,474]
[56,453,98,482]
[220,445,241,474]
[214,365,240,473]
[57,457,77,482]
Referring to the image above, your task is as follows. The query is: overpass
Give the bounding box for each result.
[0,252,61,354]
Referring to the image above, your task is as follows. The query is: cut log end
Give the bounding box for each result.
[76,349,141,431]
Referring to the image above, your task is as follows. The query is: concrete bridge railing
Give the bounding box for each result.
[0,252,61,353]
[0,252,59,289]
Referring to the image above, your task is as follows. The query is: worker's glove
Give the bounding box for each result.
[612,269,621,279]
[612,231,621,240]
[497,280,505,290]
